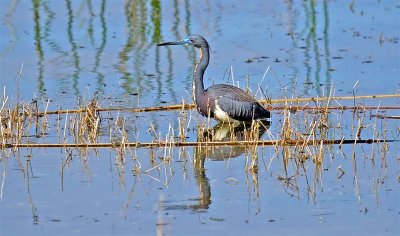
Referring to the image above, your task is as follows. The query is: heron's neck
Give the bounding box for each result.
[193,46,209,103]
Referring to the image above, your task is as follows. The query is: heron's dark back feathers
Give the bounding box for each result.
[205,84,270,121]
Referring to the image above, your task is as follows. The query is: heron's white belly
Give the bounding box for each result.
[214,102,239,123]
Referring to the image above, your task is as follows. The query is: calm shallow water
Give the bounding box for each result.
[1,0,399,235]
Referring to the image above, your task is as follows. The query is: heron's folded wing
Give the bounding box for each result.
[215,96,258,121]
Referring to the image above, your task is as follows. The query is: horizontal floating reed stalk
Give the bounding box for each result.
[2,138,395,149]
[28,93,400,116]
[265,94,399,103]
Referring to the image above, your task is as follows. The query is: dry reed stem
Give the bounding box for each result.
[28,94,400,116]
[2,138,393,149]
[267,94,399,103]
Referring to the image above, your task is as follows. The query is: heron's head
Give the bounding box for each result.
[157,35,209,48]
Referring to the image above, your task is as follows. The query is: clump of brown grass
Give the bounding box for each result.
[68,97,101,144]
[0,88,51,150]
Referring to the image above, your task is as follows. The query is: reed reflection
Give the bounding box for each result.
[32,0,45,96]
[290,0,332,97]
[92,0,107,92]
[65,0,81,95]
[119,0,151,94]
[13,151,40,225]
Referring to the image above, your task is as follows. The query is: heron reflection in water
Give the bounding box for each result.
[162,120,270,212]
[157,35,270,124]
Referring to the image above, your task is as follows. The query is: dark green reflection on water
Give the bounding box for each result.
[152,0,164,105]
[183,0,197,94]
[300,0,332,97]
[42,2,68,60]
[87,0,95,45]
[117,0,195,106]
[66,0,81,95]
[151,0,161,44]
[92,0,107,92]
[119,0,151,94]
[184,0,191,36]
[302,0,316,95]
[322,0,332,95]
[309,0,322,96]
[32,0,45,96]
[160,0,196,97]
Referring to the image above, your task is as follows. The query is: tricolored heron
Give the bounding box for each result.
[157,35,270,123]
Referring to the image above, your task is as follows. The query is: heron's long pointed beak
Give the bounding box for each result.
[157,39,188,46]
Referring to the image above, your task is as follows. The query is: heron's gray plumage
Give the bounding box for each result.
[205,84,269,121]
[157,35,270,122]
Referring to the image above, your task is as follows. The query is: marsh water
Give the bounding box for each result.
[1,0,399,235]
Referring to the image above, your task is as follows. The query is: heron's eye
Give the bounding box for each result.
[190,39,194,43]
